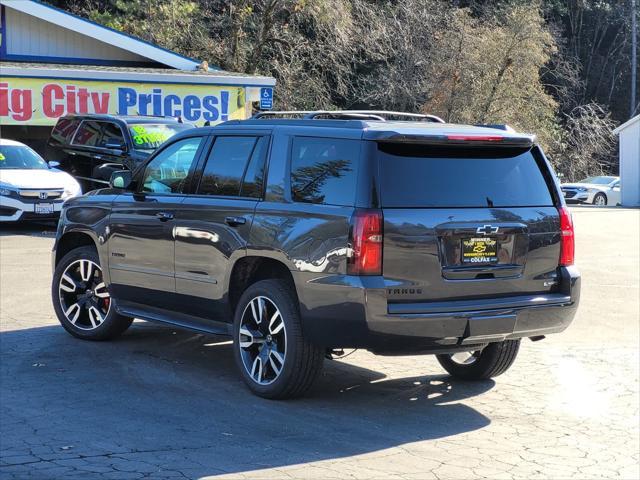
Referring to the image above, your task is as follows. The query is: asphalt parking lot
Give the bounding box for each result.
[1,207,638,480]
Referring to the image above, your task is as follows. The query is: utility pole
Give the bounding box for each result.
[632,0,637,116]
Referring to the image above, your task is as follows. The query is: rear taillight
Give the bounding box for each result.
[558,206,574,266]
[348,209,383,275]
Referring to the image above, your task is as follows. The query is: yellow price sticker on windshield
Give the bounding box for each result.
[133,132,169,145]
[0,153,5,161]
[131,126,170,145]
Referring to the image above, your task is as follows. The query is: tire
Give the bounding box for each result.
[52,246,133,341]
[232,279,324,399]
[436,340,521,380]
[593,192,607,206]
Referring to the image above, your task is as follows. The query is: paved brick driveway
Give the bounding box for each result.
[1,207,638,479]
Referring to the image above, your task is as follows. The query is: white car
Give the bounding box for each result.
[0,139,82,222]
[560,176,621,206]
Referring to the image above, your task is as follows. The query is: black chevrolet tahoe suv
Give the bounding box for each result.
[51,110,580,399]
[46,114,193,191]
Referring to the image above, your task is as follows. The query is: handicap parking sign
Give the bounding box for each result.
[260,87,273,110]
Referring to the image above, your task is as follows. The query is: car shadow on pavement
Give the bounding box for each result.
[1,321,494,477]
[0,222,57,237]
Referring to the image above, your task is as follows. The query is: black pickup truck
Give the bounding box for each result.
[51,110,580,399]
[46,114,193,191]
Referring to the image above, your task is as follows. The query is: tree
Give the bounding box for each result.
[550,103,618,181]
[51,0,624,178]
[67,0,213,61]
[425,3,558,145]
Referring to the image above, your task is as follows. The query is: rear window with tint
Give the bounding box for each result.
[290,137,360,206]
[378,143,554,208]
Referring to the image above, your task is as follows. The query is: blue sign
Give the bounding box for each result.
[260,87,273,110]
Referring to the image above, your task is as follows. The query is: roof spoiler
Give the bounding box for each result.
[365,132,536,148]
[474,124,516,132]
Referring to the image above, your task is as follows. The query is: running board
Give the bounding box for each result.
[116,301,232,336]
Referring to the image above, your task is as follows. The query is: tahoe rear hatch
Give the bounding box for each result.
[376,140,564,306]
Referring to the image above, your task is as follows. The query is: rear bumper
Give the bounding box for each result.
[295,266,580,354]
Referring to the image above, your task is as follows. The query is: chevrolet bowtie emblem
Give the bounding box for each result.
[476,225,499,235]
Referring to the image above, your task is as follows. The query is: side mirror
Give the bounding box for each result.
[48,160,60,168]
[110,170,132,189]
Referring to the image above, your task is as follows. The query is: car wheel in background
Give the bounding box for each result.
[593,192,608,206]
[52,246,132,340]
[232,279,324,399]
[436,340,521,380]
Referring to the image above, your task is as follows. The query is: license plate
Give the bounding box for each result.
[35,203,54,214]
[461,237,498,264]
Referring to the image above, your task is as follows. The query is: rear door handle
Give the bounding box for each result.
[156,212,174,221]
[225,216,246,227]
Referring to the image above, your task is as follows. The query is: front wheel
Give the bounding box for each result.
[52,246,133,340]
[232,279,324,399]
[593,192,607,206]
[436,340,520,380]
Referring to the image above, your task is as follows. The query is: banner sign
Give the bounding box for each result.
[0,77,247,126]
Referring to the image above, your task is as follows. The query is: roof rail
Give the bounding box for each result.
[305,111,387,121]
[306,110,445,123]
[252,111,312,119]
[251,110,446,123]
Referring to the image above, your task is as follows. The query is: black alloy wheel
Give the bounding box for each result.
[238,295,287,385]
[232,279,324,399]
[58,258,111,330]
[52,246,132,340]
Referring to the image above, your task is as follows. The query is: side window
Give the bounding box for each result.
[50,118,80,145]
[290,137,360,206]
[240,137,269,198]
[72,121,102,147]
[197,136,259,197]
[142,137,203,194]
[98,122,125,148]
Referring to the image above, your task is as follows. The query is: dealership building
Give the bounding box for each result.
[0,0,276,154]
[613,115,640,207]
